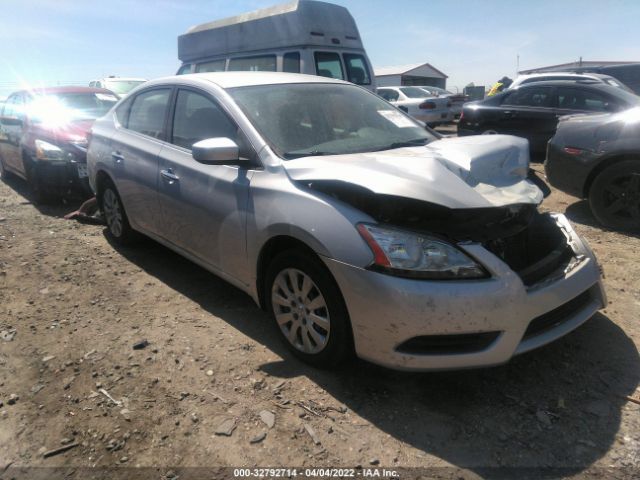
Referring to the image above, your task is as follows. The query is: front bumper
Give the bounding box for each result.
[323,214,605,371]
[35,159,92,197]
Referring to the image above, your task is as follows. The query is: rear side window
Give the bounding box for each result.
[126,89,172,139]
[556,87,615,112]
[314,52,344,79]
[228,55,276,72]
[502,87,552,107]
[171,89,238,150]
[343,53,371,85]
[377,89,399,102]
[195,60,225,73]
[283,52,301,73]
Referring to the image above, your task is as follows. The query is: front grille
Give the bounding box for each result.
[484,213,574,287]
[396,332,501,355]
[523,289,594,340]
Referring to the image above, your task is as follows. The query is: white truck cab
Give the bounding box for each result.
[176,0,376,91]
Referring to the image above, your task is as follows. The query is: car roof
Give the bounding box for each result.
[513,79,611,89]
[146,71,348,89]
[12,86,115,96]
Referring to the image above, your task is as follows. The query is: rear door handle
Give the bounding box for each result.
[160,168,179,183]
[111,152,124,163]
[503,110,516,117]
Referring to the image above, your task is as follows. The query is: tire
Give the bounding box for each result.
[97,178,139,244]
[589,159,640,231]
[0,154,11,180]
[24,157,52,204]
[265,249,353,368]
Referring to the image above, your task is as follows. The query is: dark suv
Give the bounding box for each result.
[0,86,118,202]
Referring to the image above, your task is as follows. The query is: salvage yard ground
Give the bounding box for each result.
[0,145,639,478]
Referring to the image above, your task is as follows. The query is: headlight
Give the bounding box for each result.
[35,139,73,161]
[356,223,487,279]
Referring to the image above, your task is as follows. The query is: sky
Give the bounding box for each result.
[1,0,639,97]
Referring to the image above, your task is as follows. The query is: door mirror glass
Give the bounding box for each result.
[0,116,23,127]
[192,137,240,164]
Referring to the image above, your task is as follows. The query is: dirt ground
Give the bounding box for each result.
[1,140,639,479]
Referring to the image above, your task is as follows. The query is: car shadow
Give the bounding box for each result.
[105,231,640,475]
[566,199,640,239]
[1,174,86,218]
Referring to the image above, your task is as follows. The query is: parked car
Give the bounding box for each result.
[508,72,634,93]
[546,107,640,231]
[458,80,640,155]
[89,77,147,98]
[0,86,118,202]
[88,72,604,371]
[419,86,469,119]
[377,86,452,126]
[176,0,376,91]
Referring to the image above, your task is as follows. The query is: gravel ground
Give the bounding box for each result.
[0,143,639,479]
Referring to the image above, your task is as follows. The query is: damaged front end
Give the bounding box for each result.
[287,135,582,287]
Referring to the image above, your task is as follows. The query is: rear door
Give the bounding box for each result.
[553,86,621,117]
[157,87,254,280]
[497,86,555,152]
[109,87,172,235]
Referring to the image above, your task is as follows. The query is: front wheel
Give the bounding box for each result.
[98,179,139,244]
[265,250,353,368]
[589,160,640,231]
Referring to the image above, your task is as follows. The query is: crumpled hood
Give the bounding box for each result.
[284,134,543,209]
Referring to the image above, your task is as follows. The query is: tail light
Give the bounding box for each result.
[419,101,436,110]
[459,110,465,121]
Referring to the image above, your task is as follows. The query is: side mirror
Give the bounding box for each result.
[0,116,23,127]
[192,137,241,165]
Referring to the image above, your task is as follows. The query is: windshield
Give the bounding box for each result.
[104,79,145,95]
[399,87,431,99]
[229,83,436,159]
[29,92,118,124]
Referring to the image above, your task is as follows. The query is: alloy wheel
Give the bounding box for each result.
[271,268,330,354]
[601,173,640,224]
[103,189,124,237]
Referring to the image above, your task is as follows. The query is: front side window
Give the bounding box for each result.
[314,52,344,79]
[230,83,436,159]
[377,89,399,102]
[171,89,238,150]
[283,52,301,73]
[502,87,552,108]
[228,55,276,72]
[343,53,371,85]
[196,60,225,73]
[127,89,172,139]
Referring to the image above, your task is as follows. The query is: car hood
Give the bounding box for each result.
[30,119,94,144]
[284,134,543,209]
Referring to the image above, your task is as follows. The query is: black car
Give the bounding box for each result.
[458,80,640,156]
[545,109,640,231]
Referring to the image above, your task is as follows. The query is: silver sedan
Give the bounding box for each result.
[88,72,605,371]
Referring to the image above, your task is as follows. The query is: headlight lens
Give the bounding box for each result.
[35,139,73,161]
[357,223,487,279]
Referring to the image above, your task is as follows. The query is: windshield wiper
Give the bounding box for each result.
[283,150,335,159]
[374,138,431,152]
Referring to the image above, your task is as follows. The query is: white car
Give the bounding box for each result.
[377,86,452,126]
[89,77,147,98]
[508,72,633,93]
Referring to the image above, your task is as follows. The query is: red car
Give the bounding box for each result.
[0,86,118,202]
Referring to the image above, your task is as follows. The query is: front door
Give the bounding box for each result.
[157,87,254,282]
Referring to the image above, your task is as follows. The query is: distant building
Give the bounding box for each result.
[375,63,447,88]
[519,60,640,94]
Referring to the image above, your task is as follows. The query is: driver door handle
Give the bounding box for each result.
[160,168,180,183]
[111,151,125,163]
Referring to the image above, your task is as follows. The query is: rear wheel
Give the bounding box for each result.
[98,179,139,244]
[589,159,640,231]
[265,249,353,368]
